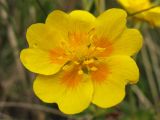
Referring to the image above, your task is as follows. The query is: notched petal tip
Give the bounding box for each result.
[95,8,128,41]
[33,73,93,115]
[91,56,139,108]
[33,75,58,103]
[95,92,126,109]
[20,49,28,66]
[26,23,45,47]
[112,28,143,56]
[69,10,96,21]
[128,61,140,84]
[57,103,88,115]
[131,29,143,53]
[121,56,140,84]
[92,80,126,108]
[45,10,69,24]
[98,8,127,19]
[20,48,62,75]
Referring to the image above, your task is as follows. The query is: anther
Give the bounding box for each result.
[90,66,98,71]
[83,59,94,64]
[74,61,80,65]
[78,70,83,75]
[96,47,106,51]
[62,65,70,70]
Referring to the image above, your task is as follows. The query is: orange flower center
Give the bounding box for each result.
[49,32,113,87]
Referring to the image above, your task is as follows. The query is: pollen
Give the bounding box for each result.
[90,66,98,71]
[78,69,83,75]
[83,58,94,64]
[96,47,106,52]
[74,61,80,65]
[62,65,70,71]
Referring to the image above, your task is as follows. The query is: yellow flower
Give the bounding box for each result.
[117,0,160,26]
[20,9,143,114]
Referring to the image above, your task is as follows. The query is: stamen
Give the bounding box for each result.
[90,66,98,71]
[96,47,106,52]
[74,61,80,65]
[78,70,83,75]
[62,65,70,70]
[83,58,94,64]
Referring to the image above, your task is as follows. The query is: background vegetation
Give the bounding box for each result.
[0,0,160,120]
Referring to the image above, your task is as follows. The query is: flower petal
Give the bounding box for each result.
[20,48,67,75]
[33,74,62,103]
[95,8,127,42]
[45,10,96,52]
[46,10,70,38]
[58,75,93,114]
[117,0,150,13]
[69,10,95,32]
[46,10,95,37]
[145,7,160,26]
[112,29,143,56]
[117,0,130,7]
[33,67,93,114]
[26,23,64,50]
[65,11,96,54]
[106,55,139,84]
[92,56,139,108]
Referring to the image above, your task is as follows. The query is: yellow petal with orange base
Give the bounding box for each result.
[20,48,67,75]
[69,10,95,32]
[46,10,95,38]
[95,8,127,42]
[92,29,142,57]
[26,23,65,50]
[92,56,139,108]
[46,10,95,52]
[46,10,70,38]
[112,29,143,56]
[33,66,93,114]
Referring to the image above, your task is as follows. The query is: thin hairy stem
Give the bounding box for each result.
[35,0,47,17]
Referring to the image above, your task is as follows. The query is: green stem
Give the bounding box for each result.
[82,0,94,11]
[95,0,105,14]
[35,0,47,17]
[141,44,159,105]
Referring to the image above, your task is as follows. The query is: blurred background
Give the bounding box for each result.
[0,0,160,120]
